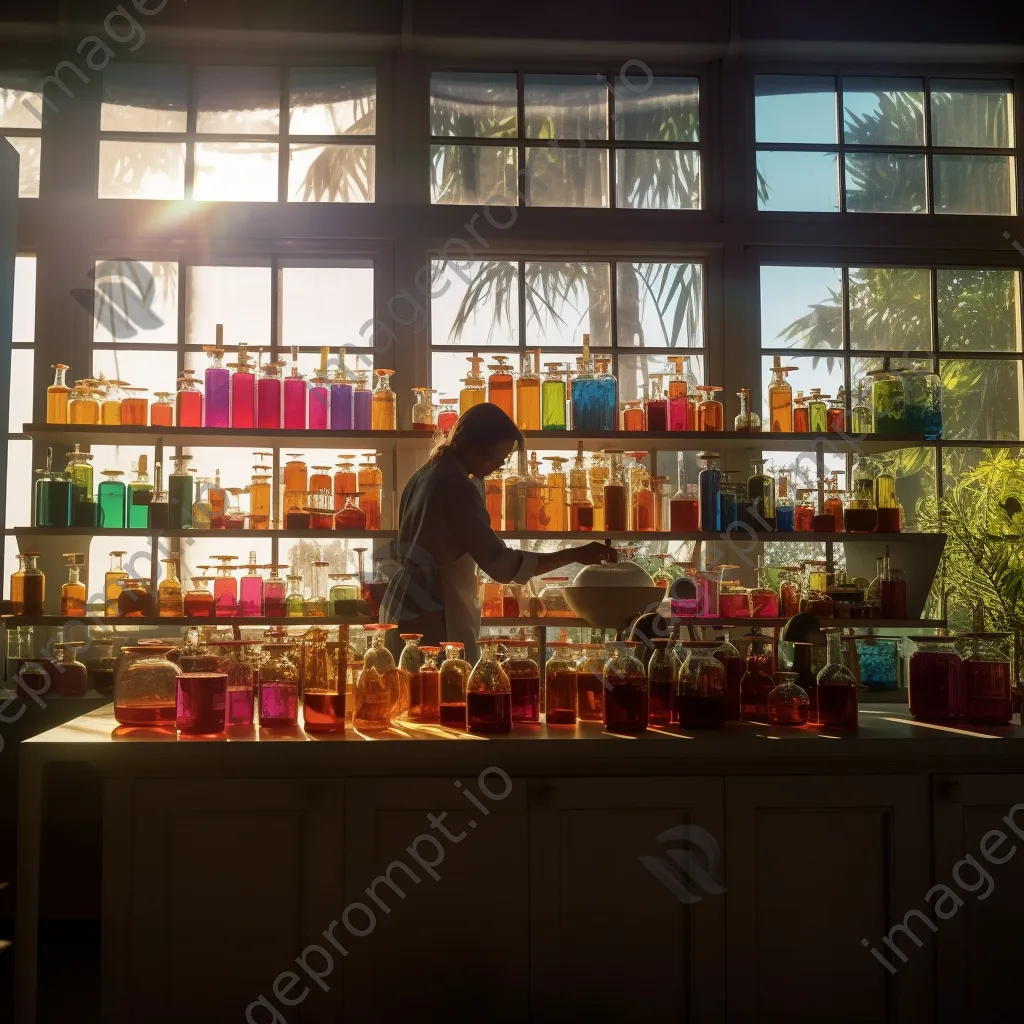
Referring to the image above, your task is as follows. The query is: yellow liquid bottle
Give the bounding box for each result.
[525,453,549,532]
[588,454,609,533]
[69,382,101,425]
[358,456,383,531]
[543,456,568,532]
[105,550,129,616]
[371,369,397,430]
[47,363,71,424]
[158,557,184,617]
[767,356,797,433]
[516,349,542,431]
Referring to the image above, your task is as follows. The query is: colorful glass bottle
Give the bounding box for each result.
[543,456,568,532]
[646,374,668,431]
[569,443,593,531]
[851,380,872,434]
[47,363,71,424]
[264,564,288,617]
[330,349,354,430]
[228,344,257,429]
[734,388,761,431]
[541,363,567,430]
[827,387,847,432]
[437,397,459,431]
[305,559,329,617]
[747,458,775,529]
[98,470,126,529]
[622,399,645,431]
[460,354,487,415]
[34,447,72,527]
[695,386,724,431]
[353,371,373,429]
[487,356,515,419]
[151,391,174,427]
[205,330,231,427]
[466,639,512,734]
[60,553,86,617]
[593,354,618,431]
[98,375,124,425]
[104,550,128,616]
[120,387,149,426]
[570,338,603,430]
[525,452,549,532]
[698,451,722,532]
[176,371,203,428]
[193,480,214,530]
[867,359,906,434]
[900,361,942,439]
[168,455,194,529]
[874,464,901,533]
[588,452,608,532]
[371,369,397,430]
[516,349,541,431]
[807,388,829,432]
[601,449,628,532]
[358,454,382,531]
[670,450,699,531]
[283,347,307,429]
[257,359,283,430]
[792,390,809,432]
[666,356,690,430]
[817,629,859,729]
[410,388,436,431]
[68,381,101,424]
[775,469,794,532]
[239,552,264,617]
[603,642,649,733]
[308,349,330,430]
[766,356,797,433]
[158,556,184,617]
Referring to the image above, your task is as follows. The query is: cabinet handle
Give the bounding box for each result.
[935,779,960,803]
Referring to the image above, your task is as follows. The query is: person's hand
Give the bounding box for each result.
[575,542,618,566]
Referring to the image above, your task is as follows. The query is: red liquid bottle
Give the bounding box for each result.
[257,362,283,430]
[258,644,299,728]
[909,638,962,722]
[283,348,307,429]
[416,647,442,725]
[506,642,541,724]
[739,630,775,721]
[576,645,605,721]
[713,637,743,721]
[176,371,203,428]
[604,485,627,531]
[176,672,227,734]
[962,637,1013,725]
[647,638,676,727]
[816,629,858,729]
[602,643,649,734]
[467,641,512,734]
[545,643,578,726]
[229,344,257,429]
[670,498,699,531]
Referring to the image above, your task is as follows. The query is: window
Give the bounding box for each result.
[99,63,376,202]
[6,257,36,550]
[429,71,700,208]
[755,75,1016,214]
[0,72,42,197]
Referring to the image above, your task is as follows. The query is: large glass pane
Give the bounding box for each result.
[525,146,608,207]
[193,142,279,201]
[7,440,31,528]
[281,262,374,349]
[288,67,376,135]
[430,259,519,348]
[937,268,1020,353]
[0,72,42,129]
[930,80,1013,148]
[430,72,517,138]
[197,67,280,134]
[755,75,837,144]
[942,446,1024,496]
[617,262,703,349]
[525,262,611,348]
[13,255,35,345]
[431,349,519,404]
[848,268,932,352]
[939,358,1023,440]
[614,76,699,143]
[618,352,705,405]
[101,63,188,132]
[868,447,936,532]
[92,261,178,345]
[288,143,374,202]
[430,144,518,205]
[844,152,926,213]
[9,348,32,432]
[524,74,607,140]
[760,266,843,350]
[98,140,185,200]
[842,78,925,145]
[933,154,1014,215]
[615,150,700,210]
[756,151,839,212]
[185,265,271,348]
[6,136,39,198]
[761,354,846,425]
[91,349,178,399]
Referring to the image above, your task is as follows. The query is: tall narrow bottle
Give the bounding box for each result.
[353,371,373,429]
[747,459,776,530]
[229,344,257,429]
[666,356,689,430]
[34,447,72,528]
[249,456,272,530]
[487,356,515,419]
[158,556,185,617]
[283,346,307,429]
[105,550,129,616]
[47,364,71,424]
[205,328,231,427]
[588,452,608,532]
[211,555,238,617]
[851,380,872,434]
[593,355,618,432]
[257,360,283,430]
[239,553,264,617]
[461,354,487,415]
[330,349,354,430]
[264,564,287,617]
[602,449,628,532]
[766,356,797,433]
[175,371,203,428]
[807,389,829,433]
[542,363,567,430]
[371,369,397,430]
[168,455,194,529]
[358,454,382,531]
[98,470,127,529]
[150,462,170,528]
[569,443,593,531]
[207,469,227,529]
[191,478,213,529]
[543,456,568,532]
[698,452,722,532]
[60,553,86,617]
[571,337,600,430]
[867,358,906,434]
[308,348,331,430]
[516,349,541,431]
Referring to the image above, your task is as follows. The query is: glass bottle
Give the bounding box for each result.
[504,641,541,724]
[86,638,117,696]
[482,357,513,420]
[739,628,775,721]
[822,472,845,533]
[184,575,215,618]
[158,556,184,617]
[734,388,761,432]
[574,643,605,721]
[237,552,263,617]
[306,559,329,617]
[503,452,528,532]
[807,388,829,432]
[908,634,962,722]
[281,452,308,529]
[844,459,878,533]
[114,642,179,727]
[816,628,859,729]
[603,642,648,733]
[60,553,86,617]
[264,564,288,617]
[524,453,549,533]
[351,638,391,733]
[34,448,72,528]
[150,391,174,427]
[588,452,608,532]
[669,451,699,531]
[766,356,797,432]
[775,470,794,532]
[751,555,780,617]
[851,379,872,434]
[698,451,722,532]
[149,462,169,529]
[368,368,397,430]
[300,626,344,733]
[484,470,504,532]
[543,456,568,532]
[677,641,727,729]
[799,559,833,617]
[256,359,283,430]
[712,634,743,721]
[168,454,194,530]
[437,397,459,432]
[466,639,512,734]
[647,638,676,727]
[460,354,487,415]
[47,363,71,423]
[874,464,901,533]
[98,376,125,425]
[568,443,594,531]
[9,555,25,614]
[593,354,618,432]
[329,573,360,615]
[228,343,257,429]
[209,555,238,617]
[249,456,272,530]
[867,359,906,434]
[176,668,227,735]
[358,454,382,531]
[640,373,664,431]
[718,569,751,618]
[436,642,469,728]
[397,632,424,720]
[307,464,333,530]
[541,643,575,726]
[258,643,299,728]
[104,551,128,616]
[175,371,203,428]
[410,388,434,431]
[626,451,655,532]
[336,492,368,531]
[961,633,1012,725]
[669,563,699,616]
[68,382,101,424]
[747,458,775,530]
[794,488,815,532]
[541,362,567,430]
[899,361,942,439]
[602,449,628,532]
[695,385,724,431]
[622,399,646,432]
[570,338,602,430]
[767,673,810,726]
[204,333,231,427]
[792,390,809,433]
[875,548,907,619]
[329,351,354,430]
[353,371,373,429]
[515,348,541,430]
[779,565,801,617]
[827,388,847,432]
[115,577,155,616]
[662,356,687,431]
[96,470,126,529]
[66,444,95,526]
[283,346,307,429]
[284,573,305,617]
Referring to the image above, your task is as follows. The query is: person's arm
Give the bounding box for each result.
[533,543,617,578]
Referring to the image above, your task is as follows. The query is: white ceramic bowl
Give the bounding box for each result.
[562,585,667,629]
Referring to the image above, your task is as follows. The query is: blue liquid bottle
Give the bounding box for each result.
[331,349,354,430]
[775,470,795,532]
[570,335,603,431]
[593,356,618,432]
[698,452,722,532]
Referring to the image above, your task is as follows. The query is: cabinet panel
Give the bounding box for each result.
[933,774,1024,1024]
[529,777,725,1024]
[106,779,342,1024]
[343,774,529,1022]
[726,776,931,1024]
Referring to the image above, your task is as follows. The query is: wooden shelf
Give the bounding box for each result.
[4,527,397,539]
[1,616,376,628]
[481,618,945,630]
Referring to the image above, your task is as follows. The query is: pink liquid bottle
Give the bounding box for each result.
[353,371,372,430]
[331,349,354,430]
[283,346,307,430]
[258,642,299,728]
[257,358,283,430]
[228,344,257,429]
[176,370,204,428]
[204,326,231,428]
[263,564,288,618]
[239,552,265,617]
[308,347,330,430]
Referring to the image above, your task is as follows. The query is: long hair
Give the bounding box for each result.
[428,402,526,463]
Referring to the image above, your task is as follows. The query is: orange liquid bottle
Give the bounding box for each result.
[767,356,797,433]
[487,356,515,419]
[358,455,382,531]
[47,364,71,424]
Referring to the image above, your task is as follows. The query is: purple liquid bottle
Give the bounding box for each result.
[331,349,354,430]
[309,356,329,431]
[229,344,257,429]
[204,328,231,428]
[283,346,307,430]
[353,371,372,430]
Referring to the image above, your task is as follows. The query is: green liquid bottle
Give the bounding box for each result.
[542,363,567,430]
[285,574,305,617]
[98,470,127,529]
[127,454,153,528]
[168,454,194,529]
[867,360,906,435]
[807,389,829,433]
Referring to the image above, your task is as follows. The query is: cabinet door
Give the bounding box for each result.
[342,774,529,1022]
[529,776,726,1024]
[726,775,931,1024]
[105,778,343,1024]
[933,774,1024,1024]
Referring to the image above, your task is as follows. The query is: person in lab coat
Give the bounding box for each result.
[380,402,615,663]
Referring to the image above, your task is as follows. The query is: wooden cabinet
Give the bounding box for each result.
[341,775,530,1023]
[725,776,932,1024]
[932,774,1024,1024]
[528,776,725,1023]
[103,778,343,1024]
